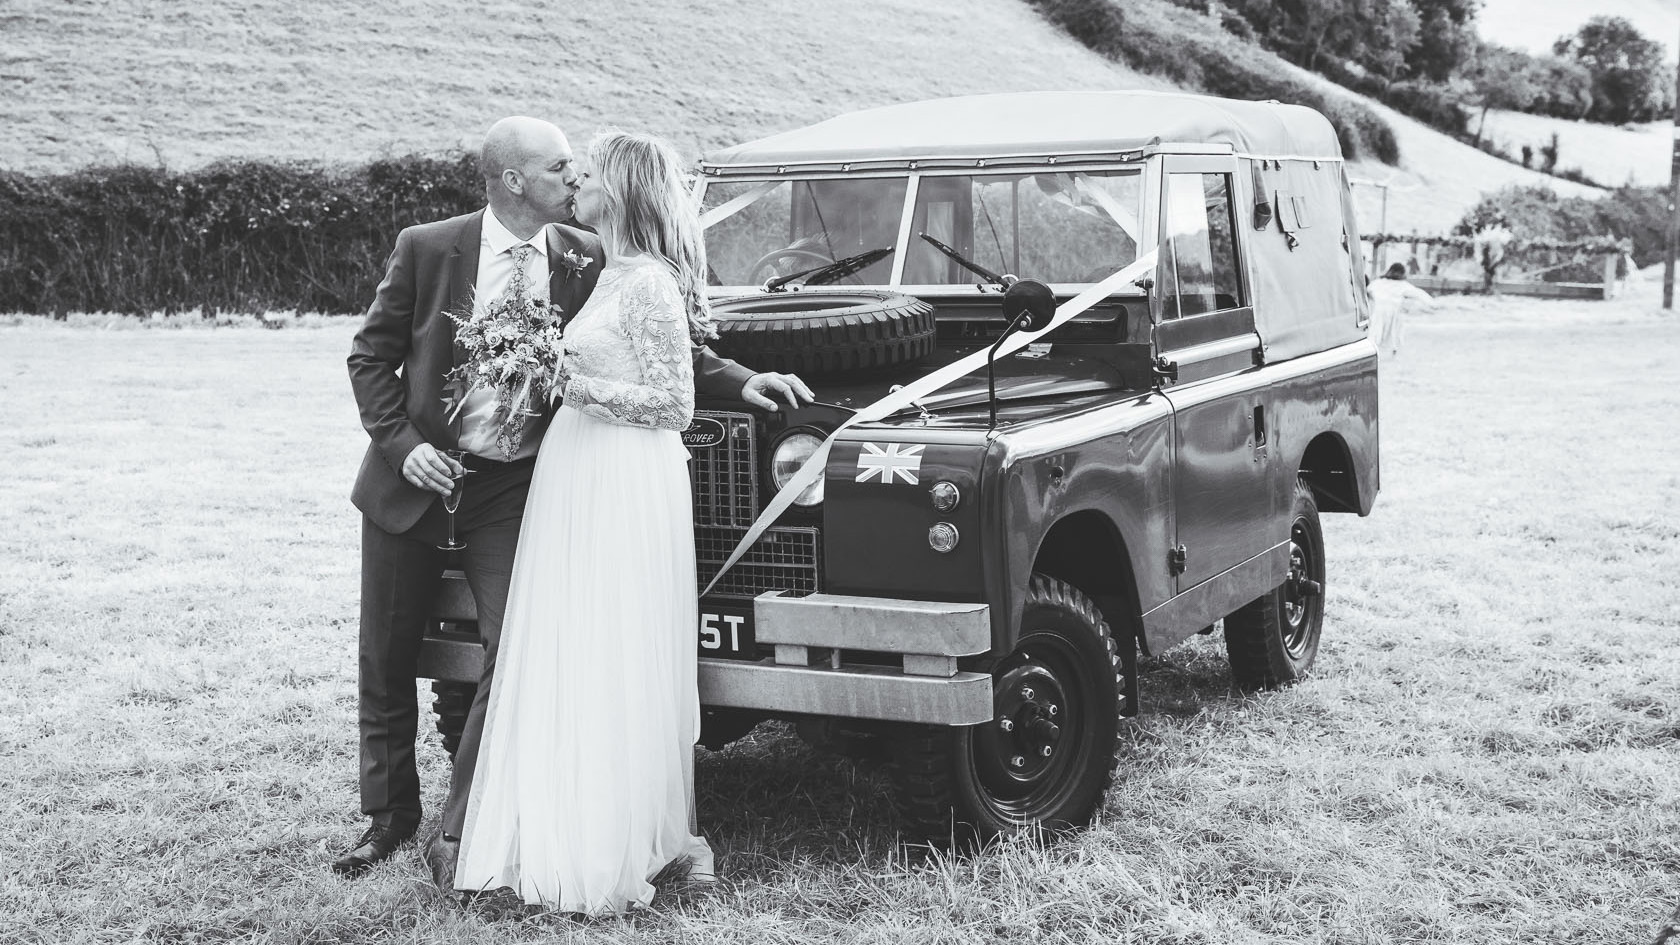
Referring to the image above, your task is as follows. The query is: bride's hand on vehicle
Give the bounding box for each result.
[742,372,815,412]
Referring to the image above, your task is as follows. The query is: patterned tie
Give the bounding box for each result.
[504,243,535,304]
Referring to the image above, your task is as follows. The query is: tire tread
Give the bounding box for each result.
[888,574,1125,844]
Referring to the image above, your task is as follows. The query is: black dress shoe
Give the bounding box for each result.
[331,822,416,877]
[425,833,460,894]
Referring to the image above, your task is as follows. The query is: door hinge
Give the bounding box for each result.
[1151,355,1179,384]
[1169,544,1188,575]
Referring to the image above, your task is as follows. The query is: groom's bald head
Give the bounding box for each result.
[481,117,567,183]
[480,117,579,233]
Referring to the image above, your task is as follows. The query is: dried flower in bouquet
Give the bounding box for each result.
[441,272,569,459]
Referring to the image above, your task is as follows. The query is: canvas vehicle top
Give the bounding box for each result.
[699,90,1372,366]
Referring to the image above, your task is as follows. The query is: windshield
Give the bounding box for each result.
[701,178,907,287]
[701,169,1143,290]
[905,171,1143,285]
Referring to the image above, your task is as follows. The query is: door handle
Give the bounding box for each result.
[1252,404,1268,455]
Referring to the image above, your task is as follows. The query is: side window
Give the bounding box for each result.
[1161,173,1244,319]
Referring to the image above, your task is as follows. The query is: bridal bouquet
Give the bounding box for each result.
[442,280,568,459]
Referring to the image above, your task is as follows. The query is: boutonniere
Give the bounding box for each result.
[557,249,593,277]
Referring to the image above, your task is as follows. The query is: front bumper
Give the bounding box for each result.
[701,591,994,725]
[417,575,995,727]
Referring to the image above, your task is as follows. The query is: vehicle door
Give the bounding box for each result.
[1152,154,1276,592]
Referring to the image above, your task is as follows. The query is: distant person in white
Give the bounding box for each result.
[1368,262,1433,361]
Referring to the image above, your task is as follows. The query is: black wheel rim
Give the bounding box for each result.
[966,631,1095,825]
[1280,517,1323,658]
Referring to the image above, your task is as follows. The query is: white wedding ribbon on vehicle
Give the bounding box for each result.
[697,180,780,230]
[700,248,1159,598]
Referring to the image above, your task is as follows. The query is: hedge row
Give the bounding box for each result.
[1031,0,1402,164]
[1312,56,1471,139]
[0,154,485,315]
[1455,184,1667,267]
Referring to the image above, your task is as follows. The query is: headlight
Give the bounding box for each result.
[771,431,825,507]
[930,480,961,512]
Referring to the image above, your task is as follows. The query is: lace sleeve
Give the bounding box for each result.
[562,266,696,431]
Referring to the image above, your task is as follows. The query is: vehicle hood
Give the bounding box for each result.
[809,347,1130,425]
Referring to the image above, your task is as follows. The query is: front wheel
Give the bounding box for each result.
[888,575,1125,844]
[1224,477,1326,691]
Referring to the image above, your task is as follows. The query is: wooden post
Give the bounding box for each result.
[1666,32,1680,309]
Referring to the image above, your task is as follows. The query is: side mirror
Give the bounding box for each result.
[1000,278,1055,334]
[988,279,1057,429]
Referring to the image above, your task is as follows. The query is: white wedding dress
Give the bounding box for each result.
[454,254,713,913]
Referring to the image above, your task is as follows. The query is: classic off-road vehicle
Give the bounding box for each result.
[422,91,1379,841]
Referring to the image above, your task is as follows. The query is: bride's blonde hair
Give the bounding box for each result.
[589,131,718,341]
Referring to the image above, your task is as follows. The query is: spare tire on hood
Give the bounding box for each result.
[708,290,936,376]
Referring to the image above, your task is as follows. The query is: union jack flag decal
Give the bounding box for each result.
[855,442,925,485]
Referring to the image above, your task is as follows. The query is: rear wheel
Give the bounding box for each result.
[888,575,1124,844]
[1224,478,1325,691]
[430,680,475,761]
[698,707,764,751]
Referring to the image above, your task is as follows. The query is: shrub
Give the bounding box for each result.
[0,154,483,315]
[1382,80,1471,137]
[1031,0,1129,60]
[1454,183,1664,265]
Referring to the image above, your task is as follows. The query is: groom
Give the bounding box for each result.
[338,116,812,882]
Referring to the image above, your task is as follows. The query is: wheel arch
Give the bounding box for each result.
[1029,509,1146,654]
[1298,431,1362,514]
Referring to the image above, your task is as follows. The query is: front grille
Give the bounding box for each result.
[687,410,822,600]
[689,410,757,528]
[695,526,822,600]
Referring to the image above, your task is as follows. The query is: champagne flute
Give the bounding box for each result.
[437,449,468,552]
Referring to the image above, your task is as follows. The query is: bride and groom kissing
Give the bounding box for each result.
[340,115,814,914]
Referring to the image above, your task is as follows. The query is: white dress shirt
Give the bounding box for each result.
[457,209,551,460]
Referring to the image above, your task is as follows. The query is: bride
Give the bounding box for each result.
[453,130,718,913]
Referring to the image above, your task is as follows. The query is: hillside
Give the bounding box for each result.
[1478,0,1677,56]
[1339,97,1603,234]
[0,0,1163,171]
[1098,0,1607,234]
[1478,110,1669,188]
[0,0,1622,236]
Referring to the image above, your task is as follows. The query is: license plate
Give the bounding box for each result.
[698,605,756,659]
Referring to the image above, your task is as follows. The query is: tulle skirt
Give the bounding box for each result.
[455,404,712,913]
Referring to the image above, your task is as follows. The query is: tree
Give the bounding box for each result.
[1533,57,1594,120]
[1553,16,1671,124]
[1467,43,1539,144]
[1355,0,1422,83]
[1225,0,1421,79]
[1404,0,1480,84]
[1282,0,1360,72]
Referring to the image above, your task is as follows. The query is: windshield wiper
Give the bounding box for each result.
[764,247,894,292]
[919,233,1007,287]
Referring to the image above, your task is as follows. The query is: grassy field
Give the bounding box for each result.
[3,291,1678,944]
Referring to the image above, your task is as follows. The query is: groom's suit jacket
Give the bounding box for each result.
[348,209,754,535]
